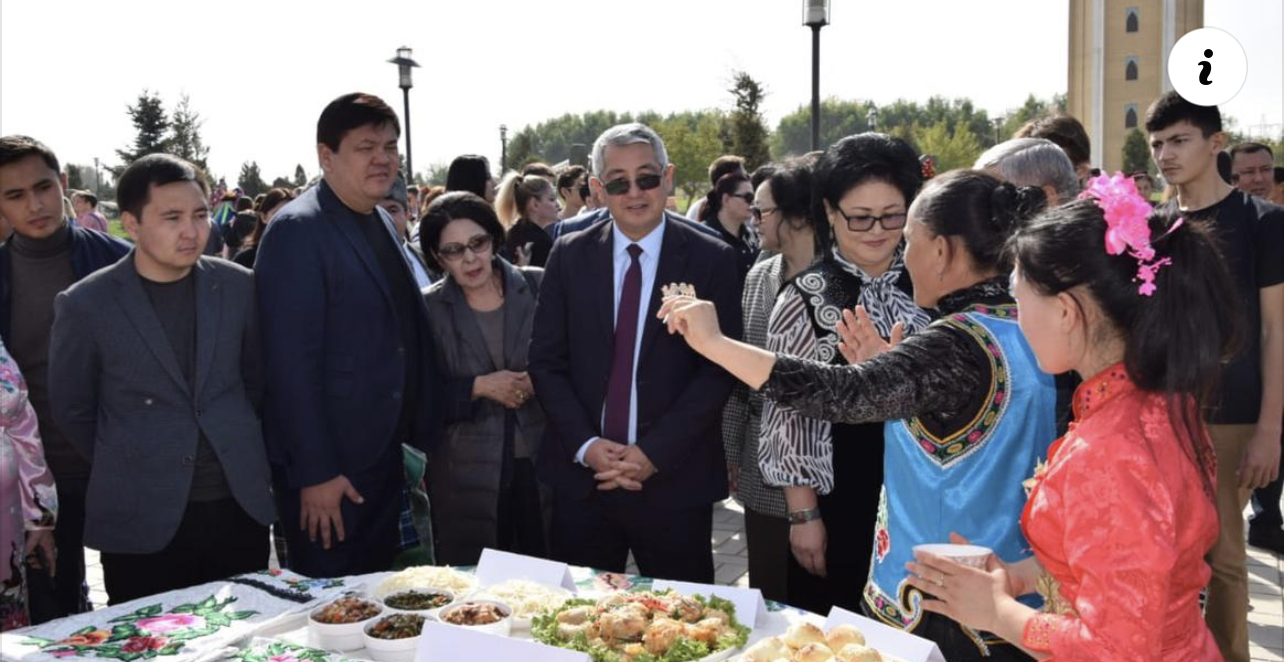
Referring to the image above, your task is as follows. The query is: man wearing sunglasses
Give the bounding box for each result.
[529,123,743,583]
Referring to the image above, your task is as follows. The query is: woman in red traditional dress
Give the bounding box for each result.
[906,174,1237,661]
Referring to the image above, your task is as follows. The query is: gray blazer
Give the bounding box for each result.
[48,253,276,554]
[422,258,547,565]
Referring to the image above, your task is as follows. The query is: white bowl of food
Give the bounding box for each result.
[362,612,427,662]
[380,587,456,616]
[468,580,572,631]
[437,599,513,637]
[308,595,384,651]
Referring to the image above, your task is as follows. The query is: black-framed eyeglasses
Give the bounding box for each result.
[836,208,907,232]
[578,183,591,200]
[603,173,663,196]
[437,233,493,262]
[729,192,754,204]
[750,205,778,221]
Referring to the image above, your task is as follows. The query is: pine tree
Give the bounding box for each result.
[293,164,308,187]
[168,94,210,172]
[237,161,268,197]
[115,91,169,173]
[727,72,771,170]
[1122,129,1151,175]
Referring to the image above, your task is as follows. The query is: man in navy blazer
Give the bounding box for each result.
[529,124,741,582]
[255,93,439,577]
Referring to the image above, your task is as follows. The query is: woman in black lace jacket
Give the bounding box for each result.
[661,170,1059,662]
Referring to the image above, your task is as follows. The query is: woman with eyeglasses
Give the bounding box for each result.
[496,172,560,268]
[721,158,819,604]
[419,192,549,565]
[659,167,1059,662]
[755,134,931,617]
[699,172,760,284]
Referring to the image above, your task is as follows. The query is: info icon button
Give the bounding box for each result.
[1168,27,1247,107]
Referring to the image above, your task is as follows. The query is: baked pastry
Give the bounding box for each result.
[825,624,866,651]
[835,643,882,662]
[792,643,835,662]
[743,636,789,662]
[783,622,827,650]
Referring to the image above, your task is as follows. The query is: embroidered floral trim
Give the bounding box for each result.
[1072,363,1131,422]
[21,596,257,660]
[874,488,891,563]
[863,578,925,630]
[230,641,338,662]
[1021,613,1058,652]
[902,312,1012,467]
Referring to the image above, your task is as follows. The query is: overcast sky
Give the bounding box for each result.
[2,0,1279,184]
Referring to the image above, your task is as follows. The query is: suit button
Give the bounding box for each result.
[182,456,194,465]
[397,346,406,356]
[392,391,403,401]
[144,398,154,406]
[196,410,204,418]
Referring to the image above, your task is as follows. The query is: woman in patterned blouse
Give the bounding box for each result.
[758,135,930,615]
[0,339,57,631]
[660,170,1058,662]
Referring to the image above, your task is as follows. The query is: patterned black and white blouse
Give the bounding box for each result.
[757,247,931,494]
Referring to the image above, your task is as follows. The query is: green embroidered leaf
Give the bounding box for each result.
[139,605,164,617]
[196,596,217,611]
[169,603,196,614]
[117,652,143,662]
[72,626,98,636]
[20,636,54,646]
[110,624,142,641]
[205,613,231,628]
[227,610,258,620]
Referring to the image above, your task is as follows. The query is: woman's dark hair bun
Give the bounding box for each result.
[990,182,1046,232]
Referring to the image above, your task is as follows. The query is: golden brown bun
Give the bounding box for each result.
[835,643,883,662]
[792,643,835,662]
[783,622,828,650]
[825,624,866,651]
[744,637,789,662]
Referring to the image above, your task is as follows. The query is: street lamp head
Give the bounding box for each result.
[867,107,879,130]
[387,46,421,89]
[802,0,830,27]
[500,124,508,139]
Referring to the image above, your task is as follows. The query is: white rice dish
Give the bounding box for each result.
[374,567,478,597]
[469,579,572,620]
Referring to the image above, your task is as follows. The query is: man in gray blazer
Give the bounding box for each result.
[49,154,275,605]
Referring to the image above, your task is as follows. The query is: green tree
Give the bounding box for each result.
[293,164,308,187]
[1121,129,1152,174]
[911,120,984,172]
[772,98,878,157]
[727,72,770,170]
[115,90,169,172]
[424,163,450,186]
[237,161,268,197]
[506,110,636,169]
[657,111,727,209]
[270,176,294,189]
[167,94,209,172]
[66,164,86,192]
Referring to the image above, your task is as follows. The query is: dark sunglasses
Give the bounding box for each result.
[437,233,493,261]
[578,183,591,200]
[750,205,778,221]
[603,173,663,196]
[836,208,907,232]
[729,192,754,204]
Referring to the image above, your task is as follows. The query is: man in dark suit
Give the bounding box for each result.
[49,154,275,605]
[529,123,742,582]
[255,93,439,577]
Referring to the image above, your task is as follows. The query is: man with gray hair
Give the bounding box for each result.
[529,123,742,582]
[975,137,1080,205]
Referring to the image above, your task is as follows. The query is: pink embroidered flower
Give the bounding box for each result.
[876,528,891,560]
[994,391,1005,404]
[968,430,984,442]
[121,636,169,653]
[269,654,302,662]
[1079,173,1182,296]
[919,440,935,454]
[137,613,204,634]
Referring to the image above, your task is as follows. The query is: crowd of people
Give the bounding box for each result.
[0,88,1281,662]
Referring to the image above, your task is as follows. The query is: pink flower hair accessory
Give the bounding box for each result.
[1078,172,1183,296]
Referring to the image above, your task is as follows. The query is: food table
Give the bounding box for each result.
[1,557,938,662]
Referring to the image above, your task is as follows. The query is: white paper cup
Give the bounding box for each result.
[912,543,993,569]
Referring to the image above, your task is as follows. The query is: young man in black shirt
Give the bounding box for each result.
[1147,92,1284,662]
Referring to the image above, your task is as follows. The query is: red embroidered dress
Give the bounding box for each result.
[1019,364,1221,661]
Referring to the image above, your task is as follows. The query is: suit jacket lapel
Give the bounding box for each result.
[639,218,688,359]
[591,220,615,338]
[192,260,220,400]
[112,254,191,396]
[319,181,396,310]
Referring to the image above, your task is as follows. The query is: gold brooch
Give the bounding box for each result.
[660,282,697,298]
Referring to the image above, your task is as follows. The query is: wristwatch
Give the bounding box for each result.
[788,507,822,525]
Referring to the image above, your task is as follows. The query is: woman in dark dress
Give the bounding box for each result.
[495,172,559,267]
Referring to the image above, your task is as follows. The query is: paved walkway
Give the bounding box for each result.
[83,498,1283,659]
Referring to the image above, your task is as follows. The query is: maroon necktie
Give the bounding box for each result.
[603,244,643,442]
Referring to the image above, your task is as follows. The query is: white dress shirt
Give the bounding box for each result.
[574,218,667,464]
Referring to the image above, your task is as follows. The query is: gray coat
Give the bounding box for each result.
[423,258,547,565]
[48,254,276,554]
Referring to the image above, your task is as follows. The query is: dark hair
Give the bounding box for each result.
[1275,166,1284,185]
[522,162,556,179]
[700,172,751,222]
[235,196,254,212]
[316,93,400,152]
[74,190,99,207]
[750,164,777,191]
[1230,141,1274,160]
[246,187,296,248]
[0,135,60,173]
[765,159,815,242]
[445,154,492,197]
[407,185,420,196]
[1217,151,1233,184]
[1015,115,1091,167]
[116,153,210,221]
[1144,91,1222,137]
[556,165,587,196]
[418,191,506,273]
[708,155,746,186]
[913,170,1045,274]
[810,133,922,255]
[419,185,447,216]
[1009,200,1242,499]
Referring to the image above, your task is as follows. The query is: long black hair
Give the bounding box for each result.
[913,170,1046,274]
[1008,200,1242,499]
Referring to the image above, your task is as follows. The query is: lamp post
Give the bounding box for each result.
[803,0,830,151]
[93,157,102,197]
[499,124,508,175]
[387,46,421,180]
[867,107,879,132]
[993,116,1005,145]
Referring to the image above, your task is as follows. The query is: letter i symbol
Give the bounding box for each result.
[1199,49,1213,85]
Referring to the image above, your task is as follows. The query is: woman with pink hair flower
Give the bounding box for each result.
[0,338,57,631]
[907,175,1236,660]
